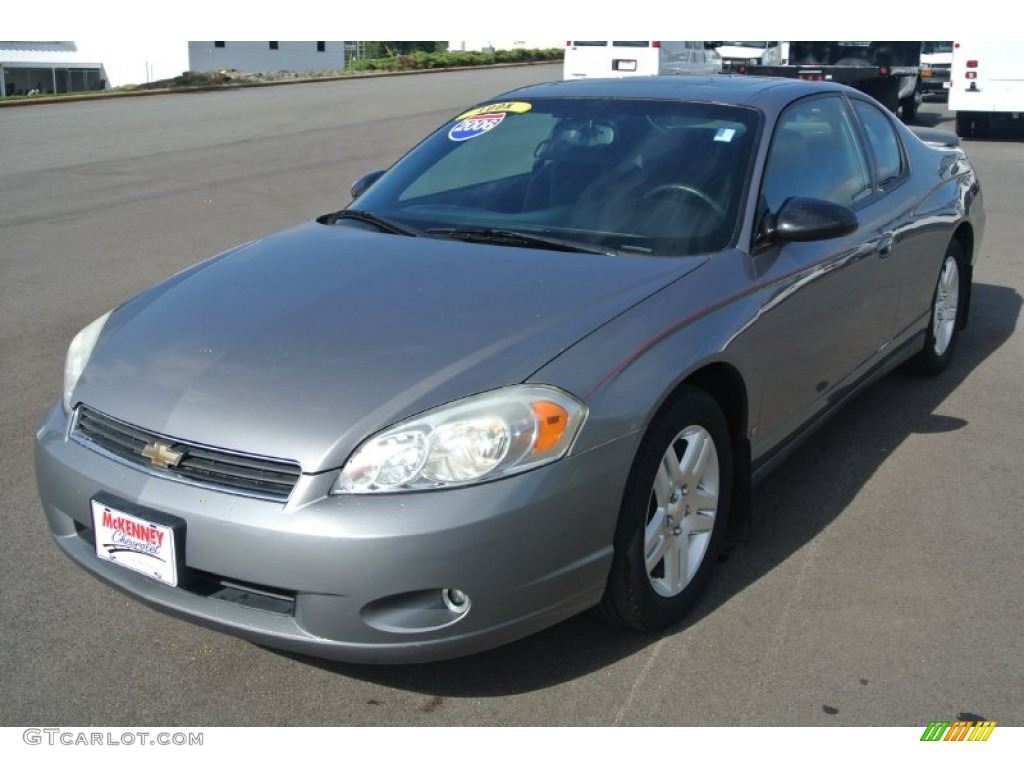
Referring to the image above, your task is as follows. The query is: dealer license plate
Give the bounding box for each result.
[91,499,179,586]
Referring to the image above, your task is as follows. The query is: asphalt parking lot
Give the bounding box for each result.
[1,67,1021,727]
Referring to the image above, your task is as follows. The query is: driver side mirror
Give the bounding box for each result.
[763,196,859,243]
[351,169,386,200]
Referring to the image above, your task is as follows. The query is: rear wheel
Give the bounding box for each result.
[598,388,733,631]
[909,239,965,375]
[975,113,992,138]
[900,93,920,123]
[956,111,991,139]
[955,111,974,138]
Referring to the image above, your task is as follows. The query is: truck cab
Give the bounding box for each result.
[920,41,953,97]
[715,41,785,72]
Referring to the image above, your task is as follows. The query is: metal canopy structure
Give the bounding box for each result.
[1,41,108,97]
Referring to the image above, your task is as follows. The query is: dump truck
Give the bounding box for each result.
[735,41,923,121]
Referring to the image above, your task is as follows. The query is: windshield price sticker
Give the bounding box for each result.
[449,101,532,141]
[455,101,532,120]
[449,112,507,141]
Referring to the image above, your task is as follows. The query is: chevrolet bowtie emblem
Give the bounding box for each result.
[141,440,184,468]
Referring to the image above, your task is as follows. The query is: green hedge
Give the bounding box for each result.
[347,48,563,72]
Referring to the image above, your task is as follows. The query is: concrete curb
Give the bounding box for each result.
[0,60,560,108]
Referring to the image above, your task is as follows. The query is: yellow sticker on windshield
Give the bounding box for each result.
[456,101,532,120]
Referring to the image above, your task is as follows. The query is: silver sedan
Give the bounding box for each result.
[35,76,984,662]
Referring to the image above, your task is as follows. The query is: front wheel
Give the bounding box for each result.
[908,239,965,375]
[598,388,733,631]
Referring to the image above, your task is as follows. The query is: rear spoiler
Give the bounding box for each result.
[909,126,961,148]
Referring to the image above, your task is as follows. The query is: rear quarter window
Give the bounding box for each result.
[851,99,906,185]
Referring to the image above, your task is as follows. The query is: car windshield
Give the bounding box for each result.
[346,97,759,256]
[922,41,953,54]
[721,41,768,48]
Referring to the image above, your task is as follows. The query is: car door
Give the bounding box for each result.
[689,42,716,74]
[688,42,705,73]
[659,42,691,75]
[749,93,902,456]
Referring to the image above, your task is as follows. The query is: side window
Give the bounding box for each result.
[762,95,873,212]
[851,99,905,185]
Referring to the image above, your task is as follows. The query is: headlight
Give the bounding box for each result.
[333,385,587,494]
[63,310,112,411]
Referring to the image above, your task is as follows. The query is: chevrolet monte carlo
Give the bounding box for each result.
[35,76,984,663]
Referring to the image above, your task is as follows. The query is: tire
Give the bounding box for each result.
[900,93,919,123]
[975,113,992,139]
[598,387,733,631]
[959,111,993,139]
[908,239,965,375]
[955,111,974,138]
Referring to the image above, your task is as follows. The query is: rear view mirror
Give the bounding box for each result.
[558,120,616,147]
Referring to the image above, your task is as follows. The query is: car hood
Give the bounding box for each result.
[76,222,705,472]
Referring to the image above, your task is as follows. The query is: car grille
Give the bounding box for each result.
[74,406,301,500]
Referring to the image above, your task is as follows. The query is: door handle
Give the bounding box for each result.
[877,233,894,258]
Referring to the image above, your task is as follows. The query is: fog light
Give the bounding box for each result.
[441,588,471,614]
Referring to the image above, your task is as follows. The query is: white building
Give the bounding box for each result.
[188,41,347,74]
[1,41,108,97]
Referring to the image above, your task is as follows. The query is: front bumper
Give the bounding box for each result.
[35,401,639,663]
[720,59,752,73]
[921,67,951,93]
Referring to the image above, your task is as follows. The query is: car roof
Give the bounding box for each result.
[495,75,855,109]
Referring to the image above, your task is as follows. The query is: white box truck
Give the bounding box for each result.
[949,41,1024,137]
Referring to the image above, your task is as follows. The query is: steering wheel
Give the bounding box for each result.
[642,184,726,219]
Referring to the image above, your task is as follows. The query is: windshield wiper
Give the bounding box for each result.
[426,227,614,255]
[327,209,421,237]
